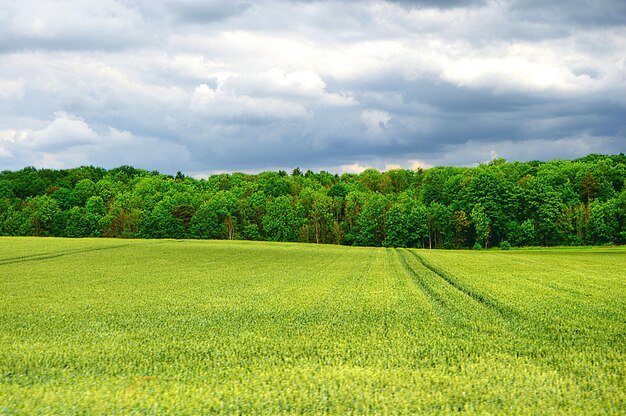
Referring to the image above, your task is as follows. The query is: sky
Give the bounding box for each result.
[0,0,625,176]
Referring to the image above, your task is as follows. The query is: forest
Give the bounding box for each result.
[0,154,625,249]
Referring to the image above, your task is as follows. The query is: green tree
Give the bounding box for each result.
[140,198,185,239]
[585,199,619,244]
[428,202,454,249]
[8,167,47,199]
[51,187,79,210]
[103,196,141,238]
[0,180,13,200]
[383,194,425,248]
[453,210,470,248]
[384,202,410,247]
[359,169,393,194]
[300,188,336,244]
[259,172,291,198]
[31,195,63,236]
[73,179,98,206]
[409,204,429,248]
[85,196,107,237]
[263,196,304,242]
[1,204,36,236]
[353,193,388,247]
[471,203,491,249]
[190,202,221,239]
[209,191,238,240]
[518,219,536,246]
[65,207,91,237]
[522,177,566,246]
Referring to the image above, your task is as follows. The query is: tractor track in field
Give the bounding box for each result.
[0,243,134,266]
[397,249,516,319]
[395,249,446,308]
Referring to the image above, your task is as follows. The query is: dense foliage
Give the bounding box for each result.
[1,154,625,248]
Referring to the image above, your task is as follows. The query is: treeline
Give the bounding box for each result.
[1,154,625,248]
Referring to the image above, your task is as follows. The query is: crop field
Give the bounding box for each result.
[0,238,625,414]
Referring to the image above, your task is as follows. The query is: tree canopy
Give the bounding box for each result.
[1,155,625,248]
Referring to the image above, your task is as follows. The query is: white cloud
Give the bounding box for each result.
[361,109,391,136]
[0,130,18,143]
[0,78,25,99]
[0,145,12,158]
[0,0,149,51]
[220,69,357,106]
[24,112,99,150]
[384,163,403,171]
[408,159,432,170]
[189,83,310,121]
[162,54,232,82]
[340,163,370,174]
[0,113,191,171]
[331,158,433,174]
[436,43,603,93]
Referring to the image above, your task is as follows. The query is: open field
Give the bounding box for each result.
[1,238,625,414]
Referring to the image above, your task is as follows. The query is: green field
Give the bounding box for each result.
[1,238,624,414]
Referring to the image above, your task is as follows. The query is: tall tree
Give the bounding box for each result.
[263,196,304,242]
[471,203,491,249]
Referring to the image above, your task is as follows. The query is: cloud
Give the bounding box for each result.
[0,0,624,174]
[0,114,191,171]
[340,163,370,174]
[186,69,356,125]
[408,159,432,170]
[220,69,356,105]
[0,79,25,99]
[384,0,486,9]
[509,0,626,28]
[189,83,310,121]
[0,146,12,158]
[361,109,391,136]
[0,0,150,52]
[24,112,100,151]
[432,135,626,166]
[437,49,594,93]
[164,0,251,23]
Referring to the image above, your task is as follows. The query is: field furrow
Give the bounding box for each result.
[407,250,516,319]
[394,248,508,332]
[395,249,446,309]
[0,243,132,266]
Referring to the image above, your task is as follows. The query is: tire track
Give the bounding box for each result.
[395,249,447,308]
[0,251,64,263]
[406,250,516,319]
[0,243,134,266]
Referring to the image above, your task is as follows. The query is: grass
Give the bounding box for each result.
[0,237,624,414]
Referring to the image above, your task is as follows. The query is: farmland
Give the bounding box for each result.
[0,237,624,414]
